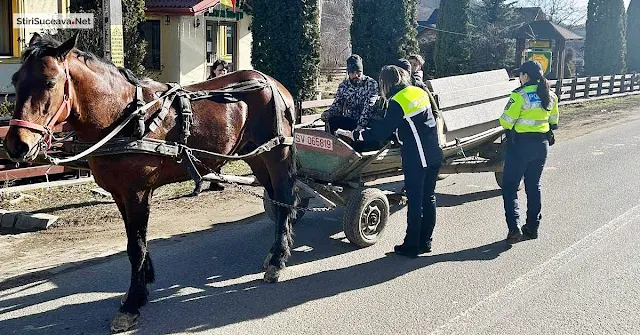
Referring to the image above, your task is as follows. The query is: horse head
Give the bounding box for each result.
[4,32,78,162]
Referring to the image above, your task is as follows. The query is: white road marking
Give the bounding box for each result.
[431,202,640,335]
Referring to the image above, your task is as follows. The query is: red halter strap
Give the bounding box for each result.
[9,59,72,149]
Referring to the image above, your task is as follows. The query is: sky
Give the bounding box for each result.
[518,0,631,9]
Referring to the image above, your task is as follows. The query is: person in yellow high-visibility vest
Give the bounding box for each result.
[499,60,559,244]
[337,65,443,258]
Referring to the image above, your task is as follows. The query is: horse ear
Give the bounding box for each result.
[56,31,79,59]
[28,33,42,47]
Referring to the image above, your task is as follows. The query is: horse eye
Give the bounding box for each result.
[45,81,56,89]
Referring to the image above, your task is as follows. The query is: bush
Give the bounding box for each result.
[351,0,420,79]
[434,0,472,77]
[251,0,321,102]
[0,95,14,118]
[584,0,627,75]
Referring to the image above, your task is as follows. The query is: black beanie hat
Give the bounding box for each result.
[346,54,364,73]
[394,58,412,73]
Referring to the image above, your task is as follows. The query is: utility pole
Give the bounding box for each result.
[103,0,124,67]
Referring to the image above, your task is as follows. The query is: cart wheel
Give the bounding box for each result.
[495,171,524,191]
[263,190,309,224]
[343,188,390,248]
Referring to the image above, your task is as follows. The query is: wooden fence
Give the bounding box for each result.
[1,72,639,185]
[551,73,640,102]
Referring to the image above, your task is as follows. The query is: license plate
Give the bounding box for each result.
[295,133,333,151]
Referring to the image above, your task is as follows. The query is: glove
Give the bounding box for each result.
[320,111,330,121]
[335,128,355,141]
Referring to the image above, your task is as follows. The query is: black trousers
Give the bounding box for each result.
[402,162,441,249]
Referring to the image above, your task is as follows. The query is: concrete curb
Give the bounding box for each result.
[0,209,58,231]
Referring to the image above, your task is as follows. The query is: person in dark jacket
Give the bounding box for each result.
[336,65,443,258]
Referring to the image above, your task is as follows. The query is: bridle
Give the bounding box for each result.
[9,59,72,149]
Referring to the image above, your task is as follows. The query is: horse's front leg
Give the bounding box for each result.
[111,189,155,333]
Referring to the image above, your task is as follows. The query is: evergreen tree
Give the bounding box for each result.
[584,0,627,75]
[627,0,640,72]
[469,0,516,73]
[434,0,472,77]
[351,0,420,79]
[251,0,321,101]
[122,0,147,77]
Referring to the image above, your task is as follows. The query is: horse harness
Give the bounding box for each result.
[23,65,295,196]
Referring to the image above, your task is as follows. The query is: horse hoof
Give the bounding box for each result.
[262,252,273,270]
[110,312,139,333]
[263,265,281,283]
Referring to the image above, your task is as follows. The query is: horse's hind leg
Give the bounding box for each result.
[262,147,296,283]
[110,189,155,333]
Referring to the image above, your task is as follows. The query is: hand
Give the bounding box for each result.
[355,125,363,132]
[335,128,355,141]
[320,111,330,121]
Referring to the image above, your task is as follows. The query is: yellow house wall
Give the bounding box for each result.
[143,10,253,86]
[1,0,69,94]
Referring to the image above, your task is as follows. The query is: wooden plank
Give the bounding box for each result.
[428,69,510,97]
[596,76,604,96]
[570,79,578,100]
[435,80,520,110]
[301,99,334,110]
[0,165,71,182]
[584,77,591,99]
[609,75,617,95]
[440,98,509,132]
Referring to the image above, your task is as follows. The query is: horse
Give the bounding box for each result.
[3,32,298,333]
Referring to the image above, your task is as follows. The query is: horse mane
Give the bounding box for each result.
[21,34,144,87]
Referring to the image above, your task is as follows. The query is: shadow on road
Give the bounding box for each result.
[0,203,511,335]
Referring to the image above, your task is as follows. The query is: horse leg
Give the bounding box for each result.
[261,148,297,283]
[110,189,155,333]
[243,157,275,270]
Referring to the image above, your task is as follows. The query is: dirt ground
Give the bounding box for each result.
[1,94,640,284]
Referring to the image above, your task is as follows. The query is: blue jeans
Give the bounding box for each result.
[502,133,549,232]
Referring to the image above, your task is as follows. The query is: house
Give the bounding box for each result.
[0,0,71,95]
[143,0,253,85]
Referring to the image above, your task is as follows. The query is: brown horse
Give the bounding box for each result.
[3,33,298,332]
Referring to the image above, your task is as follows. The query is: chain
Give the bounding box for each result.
[189,153,335,213]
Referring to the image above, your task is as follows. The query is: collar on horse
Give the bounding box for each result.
[9,59,72,149]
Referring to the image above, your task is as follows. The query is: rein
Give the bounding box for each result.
[9,60,72,149]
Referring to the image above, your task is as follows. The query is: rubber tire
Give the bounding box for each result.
[495,171,524,191]
[342,188,390,248]
[263,190,309,224]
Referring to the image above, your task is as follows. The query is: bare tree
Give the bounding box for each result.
[523,0,588,26]
[320,0,353,67]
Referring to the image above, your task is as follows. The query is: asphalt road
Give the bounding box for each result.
[2,117,640,335]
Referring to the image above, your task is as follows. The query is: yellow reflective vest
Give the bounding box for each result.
[499,84,559,133]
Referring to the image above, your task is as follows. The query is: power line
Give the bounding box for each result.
[418,24,479,38]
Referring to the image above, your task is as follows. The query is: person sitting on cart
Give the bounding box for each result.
[321,54,379,137]
[336,65,443,258]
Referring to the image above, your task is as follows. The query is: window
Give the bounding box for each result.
[139,20,160,70]
[226,25,233,55]
[0,0,12,56]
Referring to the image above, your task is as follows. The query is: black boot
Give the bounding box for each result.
[419,239,432,254]
[394,244,419,258]
[506,229,522,244]
[521,224,538,240]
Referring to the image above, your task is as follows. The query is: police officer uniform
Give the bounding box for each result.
[351,84,443,257]
[499,61,559,243]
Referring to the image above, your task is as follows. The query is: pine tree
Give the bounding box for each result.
[627,0,640,72]
[584,0,627,75]
[251,0,321,101]
[351,0,420,80]
[434,0,472,77]
[469,0,516,73]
